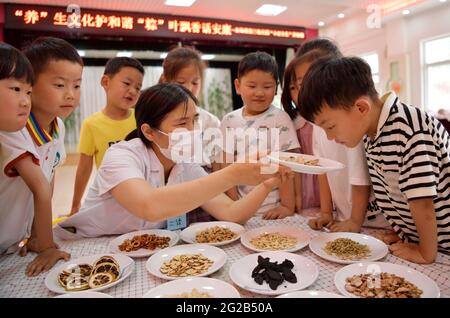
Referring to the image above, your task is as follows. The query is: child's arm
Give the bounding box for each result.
[330,185,370,233]
[201,175,288,224]
[389,197,437,264]
[263,146,299,220]
[221,160,239,200]
[211,162,221,173]
[294,173,302,213]
[70,154,94,215]
[262,175,295,220]
[14,156,70,276]
[308,174,334,230]
[225,186,239,200]
[288,148,302,213]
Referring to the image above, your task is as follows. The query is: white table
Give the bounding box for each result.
[1,213,449,298]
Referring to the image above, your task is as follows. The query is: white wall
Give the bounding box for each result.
[405,5,450,108]
[320,3,450,109]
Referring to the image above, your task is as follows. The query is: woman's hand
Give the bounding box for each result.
[228,162,293,186]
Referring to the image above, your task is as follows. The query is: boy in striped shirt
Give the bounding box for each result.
[298,56,450,264]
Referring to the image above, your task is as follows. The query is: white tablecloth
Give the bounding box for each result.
[1,213,449,298]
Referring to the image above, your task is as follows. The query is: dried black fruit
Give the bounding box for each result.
[251,257,297,291]
[266,269,283,281]
[269,279,283,290]
[254,274,264,285]
[282,268,297,283]
[251,264,264,277]
[281,259,294,270]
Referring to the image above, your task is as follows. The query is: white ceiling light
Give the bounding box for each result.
[116,51,133,57]
[439,0,447,3]
[255,4,287,16]
[318,21,325,27]
[337,13,345,19]
[77,50,86,57]
[402,9,410,15]
[201,54,216,60]
[164,0,196,7]
[160,53,168,59]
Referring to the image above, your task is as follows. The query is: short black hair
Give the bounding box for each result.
[104,57,145,77]
[0,42,34,84]
[238,51,278,83]
[298,56,378,122]
[23,37,83,78]
[296,38,342,58]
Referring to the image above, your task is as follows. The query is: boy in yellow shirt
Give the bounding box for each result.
[70,57,144,214]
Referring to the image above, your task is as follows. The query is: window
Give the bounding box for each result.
[360,52,380,84]
[423,35,450,113]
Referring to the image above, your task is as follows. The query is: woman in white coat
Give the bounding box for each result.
[55,83,291,239]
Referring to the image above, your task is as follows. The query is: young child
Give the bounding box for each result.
[0,42,33,132]
[54,83,291,239]
[281,38,341,213]
[295,37,342,58]
[159,46,221,171]
[159,46,222,223]
[70,57,144,215]
[220,51,300,220]
[281,57,320,211]
[0,37,83,276]
[299,56,450,264]
[292,39,388,232]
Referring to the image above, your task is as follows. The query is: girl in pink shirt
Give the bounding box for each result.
[281,57,320,211]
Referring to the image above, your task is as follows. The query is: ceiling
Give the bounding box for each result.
[1,0,445,28]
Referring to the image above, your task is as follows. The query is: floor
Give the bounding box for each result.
[52,154,94,220]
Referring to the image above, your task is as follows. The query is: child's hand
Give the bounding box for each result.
[389,242,432,264]
[262,176,282,190]
[308,213,333,231]
[19,237,58,256]
[373,230,402,245]
[330,219,361,233]
[25,247,70,277]
[262,206,294,220]
[70,204,81,215]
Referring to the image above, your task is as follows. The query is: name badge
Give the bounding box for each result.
[166,214,187,231]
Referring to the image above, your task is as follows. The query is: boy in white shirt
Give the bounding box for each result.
[299,56,450,263]
[0,42,33,133]
[220,52,300,219]
[0,37,83,276]
[292,39,388,231]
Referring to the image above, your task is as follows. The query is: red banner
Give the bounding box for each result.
[5,4,315,46]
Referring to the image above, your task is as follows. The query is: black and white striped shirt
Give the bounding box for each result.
[364,92,450,253]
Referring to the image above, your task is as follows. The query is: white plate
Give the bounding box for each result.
[45,254,134,294]
[180,221,244,246]
[241,225,310,253]
[268,151,345,175]
[335,262,440,298]
[277,290,343,298]
[54,291,113,298]
[229,251,319,296]
[146,244,227,280]
[309,232,388,264]
[109,229,179,258]
[143,277,241,298]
